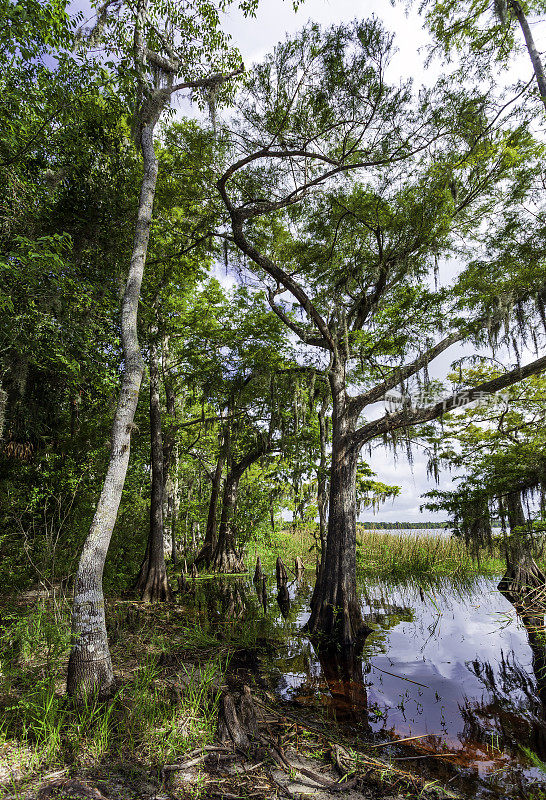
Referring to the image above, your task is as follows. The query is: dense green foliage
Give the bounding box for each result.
[4,1,546,795]
[1,0,545,596]
[423,369,546,567]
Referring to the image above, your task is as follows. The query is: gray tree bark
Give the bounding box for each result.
[511,1,546,111]
[67,85,168,698]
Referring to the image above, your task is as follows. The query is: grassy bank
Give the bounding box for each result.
[356,529,506,579]
[0,596,253,797]
[0,567,526,800]
[249,525,508,580]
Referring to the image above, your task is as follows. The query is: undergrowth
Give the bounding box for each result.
[0,599,226,793]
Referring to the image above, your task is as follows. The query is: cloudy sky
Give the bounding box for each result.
[70,0,544,523]
[219,0,429,73]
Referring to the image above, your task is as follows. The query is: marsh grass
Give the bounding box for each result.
[356,529,506,579]
[250,526,319,573]
[250,524,510,579]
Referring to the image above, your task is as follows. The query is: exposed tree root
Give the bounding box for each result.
[210,542,246,573]
[135,562,173,603]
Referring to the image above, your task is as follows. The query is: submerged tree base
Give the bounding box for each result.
[304,597,373,648]
[210,544,246,573]
[194,541,215,569]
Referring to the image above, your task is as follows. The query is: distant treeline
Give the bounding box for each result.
[359,521,449,529]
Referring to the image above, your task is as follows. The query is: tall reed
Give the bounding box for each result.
[356,529,504,578]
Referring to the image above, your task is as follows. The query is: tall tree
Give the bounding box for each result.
[134,120,217,596]
[134,325,173,601]
[218,20,546,646]
[67,0,246,698]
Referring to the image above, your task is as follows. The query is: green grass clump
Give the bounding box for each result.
[0,600,223,789]
[356,529,505,579]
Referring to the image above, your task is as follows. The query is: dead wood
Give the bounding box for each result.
[276,556,288,589]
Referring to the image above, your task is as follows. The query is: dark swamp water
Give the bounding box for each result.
[202,572,546,799]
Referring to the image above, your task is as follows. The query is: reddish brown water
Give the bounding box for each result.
[264,576,546,799]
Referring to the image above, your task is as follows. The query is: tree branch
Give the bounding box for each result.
[267,289,329,349]
[220,207,336,352]
[169,66,244,95]
[351,353,546,445]
[347,333,463,419]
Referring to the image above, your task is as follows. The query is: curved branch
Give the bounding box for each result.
[267,289,329,349]
[352,353,546,445]
[347,332,463,419]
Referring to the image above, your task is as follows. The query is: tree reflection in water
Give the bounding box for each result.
[207,578,249,621]
[311,638,372,728]
[255,574,268,612]
[464,598,546,763]
[277,584,291,618]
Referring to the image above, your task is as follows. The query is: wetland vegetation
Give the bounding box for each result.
[4,0,546,798]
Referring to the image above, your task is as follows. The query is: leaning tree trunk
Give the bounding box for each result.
[135,332,173,602]
[210,472,245,573]
[210,440,268,573]
[67,100,166,699]
[195,438,225,567]
[511,1,546,111]
[305,364,368,647]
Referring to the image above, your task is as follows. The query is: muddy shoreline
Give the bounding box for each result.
[4,571,546,800]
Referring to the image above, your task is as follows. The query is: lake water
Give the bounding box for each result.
[257,574,546,799]
[358,527,503,537]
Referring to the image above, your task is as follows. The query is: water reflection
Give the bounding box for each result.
[463,601,546,768]
[312,642,372,728]
[277,584,291,618]
[266,576,546,798]
[255,574,267,612]
[207,578,249,620]
[197,572,546,797]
